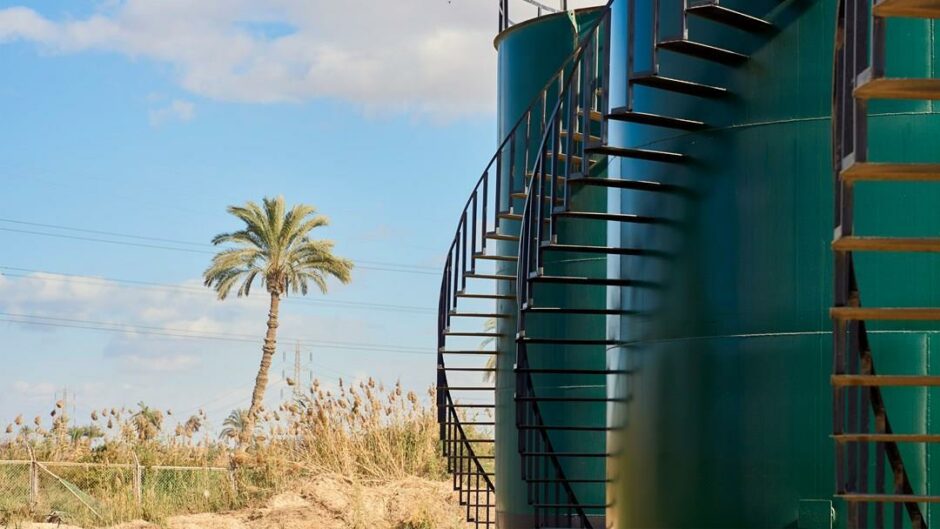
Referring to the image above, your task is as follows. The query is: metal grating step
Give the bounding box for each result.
[465,273,514,281]
[833,434,940,442]
[456,292,515,300]
[449,312,510,318]
[841,162,940,182]
[473,252,517,262]
[833,236,940,252]
[542,243,663,256]
[687,2,774,33]
[606,108,706,130]
[855,78,940,100]
[873,0,940,18]
[632,74,727,98]
[485,231,519,242]
[444,331,504,337]
[658,39,748,65]
[529,273,654,287]
[553,210,666,224]
[569,174,681,192]
[838,494,940,503]
[830,307,940,320]
[831,375,940,387]
[584,143,685,163]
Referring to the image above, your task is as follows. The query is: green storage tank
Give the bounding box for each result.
[604,0,940,527]
[494,8,609,528]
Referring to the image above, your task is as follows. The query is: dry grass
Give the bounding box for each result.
[0,381,470,528]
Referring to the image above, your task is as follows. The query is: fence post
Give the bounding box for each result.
[25,442,39,506]
[133,453,142,507]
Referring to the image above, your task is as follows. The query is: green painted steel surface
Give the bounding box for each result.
[605,0,940,527]
[494,8,608,527]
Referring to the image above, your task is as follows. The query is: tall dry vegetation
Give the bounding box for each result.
[0,380,471,527]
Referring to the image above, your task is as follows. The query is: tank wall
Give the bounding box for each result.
[607,0,940,527]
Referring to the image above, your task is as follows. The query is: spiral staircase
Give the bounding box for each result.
[831,0,940,527]
[436,0,940,527]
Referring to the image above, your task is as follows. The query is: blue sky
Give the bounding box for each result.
[0,0,509,432]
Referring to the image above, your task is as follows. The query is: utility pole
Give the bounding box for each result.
[280,341,313,400]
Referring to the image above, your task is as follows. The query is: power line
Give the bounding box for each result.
[0,219,441,276]
[0,266,436,314]
[0,312,434,356]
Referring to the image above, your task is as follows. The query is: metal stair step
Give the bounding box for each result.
[465,273,515,281]
[606,108,706,130]
[553,210,665,223]
[632,74,727,97]
[833,434,940,442]
[439,350,499,355]
[542,243,662,256]
[519,336,622,346]
[439,367,497,372]
[831,375,940,387]
[830,307,940,320]
[485,231,519,242]
[521,451,612,458]
[497,212,522,221]
[449,312,510,318]
[658,39,748,65]
[522,306,632,315]
[456,292,515,300]
[444,331,504,337]
[584,143,685,163]
[687,2,774,33]
[837,494,940,503]
[855,78,940,100]
[529,273,651,287]
[569,174,681,192]
[842,162,940,182]
[873,0,940,18]
[473,252,517,262]
[833,236,940,252]
[559,129,602,143]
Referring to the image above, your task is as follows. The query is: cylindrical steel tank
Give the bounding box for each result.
[606,0,940,527]
[494,8,608,528]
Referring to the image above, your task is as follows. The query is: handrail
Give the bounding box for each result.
[830,0,924,527]
[500,0,569,32]
[514,3,612,527]
[435,11,611,527]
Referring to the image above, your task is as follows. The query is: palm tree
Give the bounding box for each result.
[204,196,353,445]
[132,402,164,442]
[219,409,252,442]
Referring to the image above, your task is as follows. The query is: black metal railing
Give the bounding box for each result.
[514,5,613,528]
[830,0,940,527]
[499,0,573,32]
[436,24,613,527]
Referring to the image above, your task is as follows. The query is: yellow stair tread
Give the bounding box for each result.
[832,374,940,387]
[558,130,602,143]
[833,236,940,252]
[833,433,940,442]
[855,78,940,100]
[842,162,940,181]
[830,307,940,320]
[874,0,940,18]
[838,493,940,503]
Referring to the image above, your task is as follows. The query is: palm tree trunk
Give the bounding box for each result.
[240,292,281,446]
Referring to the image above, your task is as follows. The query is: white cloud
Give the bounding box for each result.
[0,272,373,375]
[12,380,57,399]
[0,0,507,119]
[149,99,195,126]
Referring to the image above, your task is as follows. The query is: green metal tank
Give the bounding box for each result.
[606,0,940,527]
[494,8,608,528]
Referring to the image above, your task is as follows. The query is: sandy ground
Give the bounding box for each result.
[24,475,468,529]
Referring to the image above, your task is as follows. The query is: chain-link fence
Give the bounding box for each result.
[0,459,236,527]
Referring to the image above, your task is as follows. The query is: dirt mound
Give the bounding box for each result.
[168,475,466,529]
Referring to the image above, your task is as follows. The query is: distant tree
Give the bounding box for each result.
[132,402,164,441]
[219,409,253,442]
[204,196,353,446]
[68,425,104,443]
